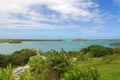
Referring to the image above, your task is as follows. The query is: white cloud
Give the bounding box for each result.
[114,0,120,5]
[71,25,105,32]
[0,0,104,32]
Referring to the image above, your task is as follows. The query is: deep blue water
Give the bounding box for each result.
[0,40,118,54]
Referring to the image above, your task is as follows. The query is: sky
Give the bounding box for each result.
[0,0,120,39]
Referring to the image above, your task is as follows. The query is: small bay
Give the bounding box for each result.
[0,40,119,54]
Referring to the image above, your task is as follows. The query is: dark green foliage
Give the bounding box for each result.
[113,47,120,54]
[0,54,7,67]
[80,45,113,57]
[80,48,88,54]
[0,49,36,68]
[67,51,80,57]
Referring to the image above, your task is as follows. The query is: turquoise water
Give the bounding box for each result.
[0,40,118,54]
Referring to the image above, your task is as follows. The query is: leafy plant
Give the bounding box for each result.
[0,64,15,80]
[62,67,100,80]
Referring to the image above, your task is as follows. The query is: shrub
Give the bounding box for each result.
[113,48,120,54]
[28,49,78,80]
[0,49,37,68]
[80,45,113,57]
[0,64,15,80]
[62,67,100,80]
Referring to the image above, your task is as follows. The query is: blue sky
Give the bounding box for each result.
[0,0,120,39]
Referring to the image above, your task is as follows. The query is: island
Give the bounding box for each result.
[0,39,22,44]
[0,39,63,44]
[8,40,22,44]
[91,39,120,41]
[73,39,88,41]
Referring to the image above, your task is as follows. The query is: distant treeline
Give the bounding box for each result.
[0,39,63,44]
[73,39,120,41]
[73,39,88,41]
[0,39,22,43]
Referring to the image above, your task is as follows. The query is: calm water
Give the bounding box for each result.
[0,40,118,54]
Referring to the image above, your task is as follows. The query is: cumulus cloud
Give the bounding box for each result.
[0,0,104,32]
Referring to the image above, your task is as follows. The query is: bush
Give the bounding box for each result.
[80,45,113,57]
[62,67,100,80]
[0,49,37,68]
[113,48,120,54]
[28,49,78,80]
[0,65,15,80]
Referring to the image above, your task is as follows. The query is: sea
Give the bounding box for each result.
[0,40,119,54]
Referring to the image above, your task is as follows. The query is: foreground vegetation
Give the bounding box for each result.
[0,45,120,80]
[0,49,36,68]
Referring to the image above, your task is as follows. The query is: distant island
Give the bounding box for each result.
[73,39,88,41]
[110,42,120,46]
[0,39,22,44]
[21,39,63,42]
[0,39,63,44]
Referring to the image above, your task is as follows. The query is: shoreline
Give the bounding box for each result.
[0,39,63,44]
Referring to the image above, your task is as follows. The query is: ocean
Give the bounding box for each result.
[0,40,118,54]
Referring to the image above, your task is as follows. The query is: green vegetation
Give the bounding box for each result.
[0,65,15,80]
[0,45,120,80]
[0,39,22,43]
[80,45,113,57]
[8,40,22,43]
[73,39,88,41]
[110,42,120,46]
[0,39,8,43]
[91,39,120,41]
[0,39,63,44]
[0,49,36,68]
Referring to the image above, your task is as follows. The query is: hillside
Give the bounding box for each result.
[0,45,120,80]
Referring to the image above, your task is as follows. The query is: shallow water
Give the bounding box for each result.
[0,40,118,54]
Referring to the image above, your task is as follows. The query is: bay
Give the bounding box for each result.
[0,40,118,54]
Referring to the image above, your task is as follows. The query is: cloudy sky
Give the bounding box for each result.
[0,0,120,39]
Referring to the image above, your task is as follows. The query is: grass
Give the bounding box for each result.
[78,54,120,80]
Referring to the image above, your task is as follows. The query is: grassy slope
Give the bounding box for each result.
[78,54,120,80]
